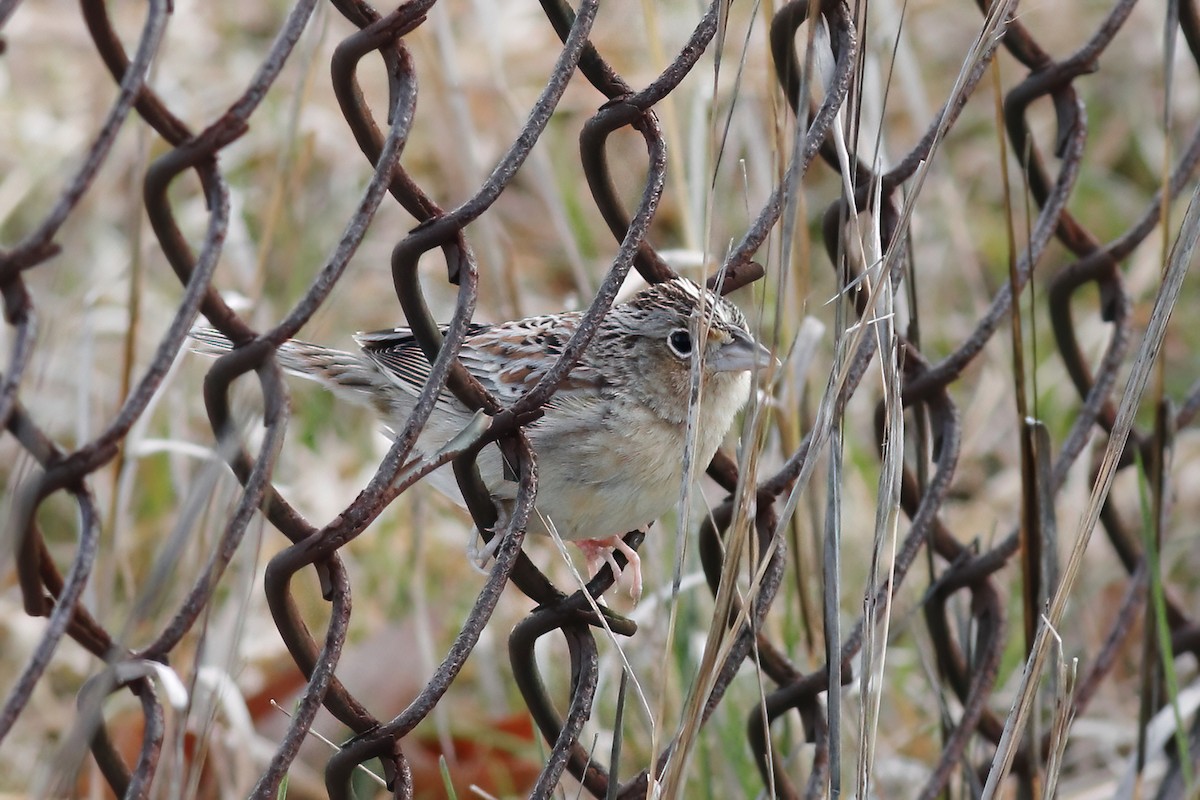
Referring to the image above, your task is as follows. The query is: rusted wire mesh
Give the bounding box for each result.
[2,0,1199,797]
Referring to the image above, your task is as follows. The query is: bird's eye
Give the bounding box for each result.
[667,329,693,357]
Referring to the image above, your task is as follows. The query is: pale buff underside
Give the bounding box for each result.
[412,370,752,541]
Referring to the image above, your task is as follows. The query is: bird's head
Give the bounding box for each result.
[601,277,775,423]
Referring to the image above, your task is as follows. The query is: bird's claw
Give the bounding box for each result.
[467,528,504,573]
[577,535,642,602]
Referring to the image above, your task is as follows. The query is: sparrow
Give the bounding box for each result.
[192,277,773,597]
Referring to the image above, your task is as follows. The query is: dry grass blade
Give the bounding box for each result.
[768,0,1018,551]
[658,323,777,796]
[855,181,904,799]
[1041,621,1078,800]
[991,53,1042,661]
[822,385,845,795]
[981,182,1200,799]
[1137,401,1195,792]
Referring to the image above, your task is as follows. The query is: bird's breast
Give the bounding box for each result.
[527,398,731,540]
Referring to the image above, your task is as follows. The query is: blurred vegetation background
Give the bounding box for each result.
[1,0,1199,797]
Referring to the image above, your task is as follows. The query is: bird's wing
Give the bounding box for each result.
[353,323,486,409]
[354,314,606,410]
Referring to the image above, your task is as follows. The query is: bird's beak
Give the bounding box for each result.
[708,329,778,373]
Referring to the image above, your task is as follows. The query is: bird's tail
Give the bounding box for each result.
[189,327,397,413]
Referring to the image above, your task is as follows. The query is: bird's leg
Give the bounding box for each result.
[467,504,510,571]
[576,534,643,601]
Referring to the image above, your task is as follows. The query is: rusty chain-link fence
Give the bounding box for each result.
[2,0,1200,797]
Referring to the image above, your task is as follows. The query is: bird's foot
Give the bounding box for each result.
[576,535,642,602]
[467,527,504,573]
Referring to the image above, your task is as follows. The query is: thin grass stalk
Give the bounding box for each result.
[872,0,950,778]
[844,0,869,193]
[655,304,733,796]
[658,274,800,793]
[1136,434,1164,789]
[606,669,629,800]
[746,252,797,800]
[1157,0,1179,404]
[881,0,951,773]
[658,0,770,754]
[1032,421,1059,601]
[821,90,875,800]
[659,307,775,796]
[1041,623,1077,799]
[768,0,1018,556]
[103,121,149,615]
[411,491,460,774]
[1132,0,1190,791]
[428,4,520,319]
[641,0,699,252]
[252,3,328,301]
[981,182,1200,800]
[439,754,461,799]
[649,4,745,770]
[775,0,823,663]
[544,524,656,725]
[658,1,825,791]
[855,178,903,800]
[991,52,1040,661]
[468,0,592,297]
[1138,404,1196,792]
[176,514,267,800]
[822,400,844,796]
[809,0,1016,398]
[992,51,1045,793]
[787,317,826,658]
[1137,0,1184,789]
